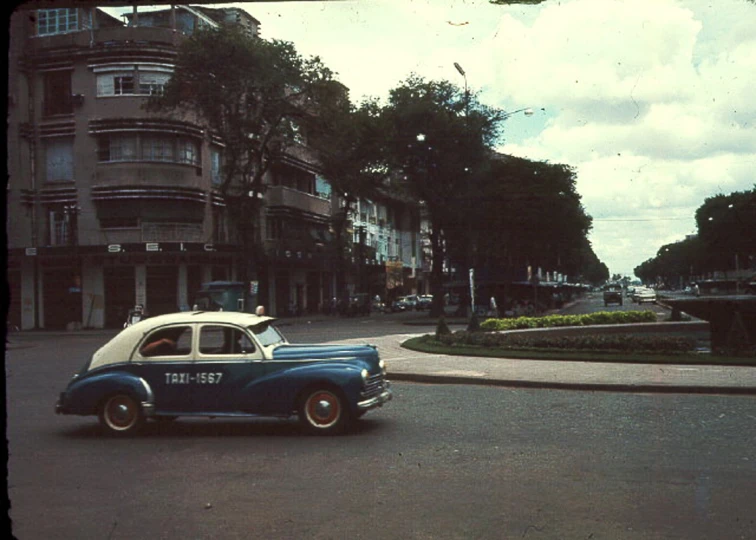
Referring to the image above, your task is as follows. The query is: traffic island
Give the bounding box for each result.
[666,296,756,356]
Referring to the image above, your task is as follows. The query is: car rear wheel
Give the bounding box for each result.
[299,388,351,435]
[98,394,144,436]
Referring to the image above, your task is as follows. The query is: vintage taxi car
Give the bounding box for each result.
[56,311,392,435]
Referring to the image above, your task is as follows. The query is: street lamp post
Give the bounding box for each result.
[454,63,474,320]
[63,203,83,327]
[453,62,542,320]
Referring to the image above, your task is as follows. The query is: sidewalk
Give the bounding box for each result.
[333,332,756,396]
[7,317,756,395]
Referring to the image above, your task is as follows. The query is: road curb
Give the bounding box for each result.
[389,372,756,395]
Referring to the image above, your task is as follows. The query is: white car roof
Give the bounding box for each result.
[89,311,277,371]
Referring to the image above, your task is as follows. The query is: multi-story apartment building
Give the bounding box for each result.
[7,4,423,329]
[350,196,424,302]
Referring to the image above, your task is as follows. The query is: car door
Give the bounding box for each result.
[132,324,196,413]
[192,324,265,413]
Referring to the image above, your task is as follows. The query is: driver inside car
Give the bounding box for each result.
[140,328,184,357]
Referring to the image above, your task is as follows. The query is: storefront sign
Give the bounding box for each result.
[13,243,235,257]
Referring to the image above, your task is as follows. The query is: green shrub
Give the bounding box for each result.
[429,331,696,354]
[480,310,656,332]
[436,316,451,337]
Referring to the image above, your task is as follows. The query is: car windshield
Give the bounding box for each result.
[248,322,286,347]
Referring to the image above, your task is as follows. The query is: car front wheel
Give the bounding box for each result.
[299,388,351,435]
[98,394,144,436]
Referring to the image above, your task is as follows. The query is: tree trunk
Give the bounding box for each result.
[231,196,266,312]
[429,227,446,318]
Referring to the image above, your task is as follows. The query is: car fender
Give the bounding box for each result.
[62,370,153,415]
[240,361,367,416]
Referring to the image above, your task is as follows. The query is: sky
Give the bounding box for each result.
[110,0,756,278]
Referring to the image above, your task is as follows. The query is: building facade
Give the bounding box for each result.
[6,4,422,329]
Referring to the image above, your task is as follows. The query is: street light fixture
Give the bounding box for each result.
[453,62,543,120]
[453,62,469,119]
[503,107,540,119]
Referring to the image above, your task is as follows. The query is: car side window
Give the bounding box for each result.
[199,326,257,357]
[140,326,193,358]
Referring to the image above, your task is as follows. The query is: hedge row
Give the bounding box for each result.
[428,331,696,354]
[479,310,657,332]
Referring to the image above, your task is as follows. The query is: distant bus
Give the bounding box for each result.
[193,281,257,313]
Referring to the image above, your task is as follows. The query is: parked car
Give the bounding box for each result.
[602,284,623,306]
[344,293,371,316]
[391,295,418,312]
[416,295,433,310]
[633,287,657,304]
[56,311,392,436]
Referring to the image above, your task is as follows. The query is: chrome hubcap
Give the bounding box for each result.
[305,391,340,427]
[314,399,332,419]
[113,403,131,423]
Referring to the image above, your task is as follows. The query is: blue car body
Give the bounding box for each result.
[56,312,392,434]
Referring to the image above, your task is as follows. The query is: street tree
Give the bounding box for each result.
[635,236,705,287]
[307,97,388,308]
[382,74,505,316]
[695,187,756,275]
[577,239,610,285]
[468,154,592,284]
[147,27,342,306]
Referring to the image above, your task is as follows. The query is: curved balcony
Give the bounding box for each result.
[28,25,185,54]
[94,161,205,190]
[265,185,331,220]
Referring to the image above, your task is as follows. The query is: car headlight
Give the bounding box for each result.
[361,369,369,381]
[378,359,386,375]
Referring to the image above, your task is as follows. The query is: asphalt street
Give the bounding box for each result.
[7,359,756,540]
[5,295,756,539]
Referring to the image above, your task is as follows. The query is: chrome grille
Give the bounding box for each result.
[361,372,387,399]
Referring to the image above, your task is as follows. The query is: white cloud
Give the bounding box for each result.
[491,0,756,275]
[122,0,756,277]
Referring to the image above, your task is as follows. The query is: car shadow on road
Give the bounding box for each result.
[58,417,389,439]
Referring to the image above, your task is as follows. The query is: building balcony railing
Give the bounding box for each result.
[28,25,185,52]
[265,185,330,217]
[96,222,205,245]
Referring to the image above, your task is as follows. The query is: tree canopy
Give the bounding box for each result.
[148,27,343,293]
[147,27,607,312]
[635,186,755,285]
[464,155,592,280]
[381,74,506,314]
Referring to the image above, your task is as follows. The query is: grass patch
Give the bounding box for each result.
[402,335,756,366]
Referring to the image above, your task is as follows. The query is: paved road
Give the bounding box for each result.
[6,302,756,539]
[7,332,756,539]
[559,291,673,318]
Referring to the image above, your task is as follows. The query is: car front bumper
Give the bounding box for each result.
[357,383,393,411]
